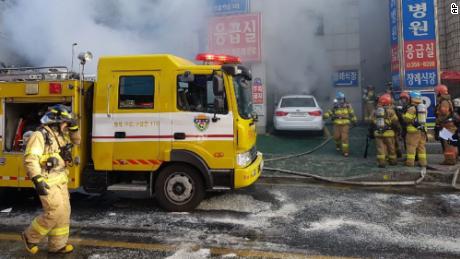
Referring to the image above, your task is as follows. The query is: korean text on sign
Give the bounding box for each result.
[334,70,359,87]
[208,13,261,62]
[402,0,438,88]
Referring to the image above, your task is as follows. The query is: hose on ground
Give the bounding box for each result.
[265,136,333,162]
[264,166,426,186]
[452,169,460,190]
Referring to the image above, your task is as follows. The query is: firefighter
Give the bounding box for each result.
[395,91,410,159]
[362,85,376,122]
[384,82,396,105]
[324,91,357,157]
[403,91,427,167]
[21,104,80,254]
[434,84,457,165]
[370,94,401,168]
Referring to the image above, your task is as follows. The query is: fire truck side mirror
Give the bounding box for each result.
[213,75,224,96]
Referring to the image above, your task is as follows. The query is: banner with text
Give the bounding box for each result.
[402,0,439,88]
[208,13,261,63]
[390,0,401,89]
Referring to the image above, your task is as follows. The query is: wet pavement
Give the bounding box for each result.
[0,178,459,259]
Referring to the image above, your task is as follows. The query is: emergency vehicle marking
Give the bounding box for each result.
[112,159,161,165]
[92,113,234,142]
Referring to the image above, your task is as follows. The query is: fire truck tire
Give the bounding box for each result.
[154,164,205,212]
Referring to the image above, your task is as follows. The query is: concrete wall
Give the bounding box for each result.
[438,0,460,71]
[324,0,362,119]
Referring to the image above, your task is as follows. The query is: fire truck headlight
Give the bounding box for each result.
[237,151,251,167]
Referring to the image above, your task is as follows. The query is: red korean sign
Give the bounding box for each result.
[404,40,436,70]
[252,78,263,104]
[208,13,261,63]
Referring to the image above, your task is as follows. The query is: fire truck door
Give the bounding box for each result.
[110,71,161,171]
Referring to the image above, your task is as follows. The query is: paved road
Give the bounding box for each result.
[0,178,459,258]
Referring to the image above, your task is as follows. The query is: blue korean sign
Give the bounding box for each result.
[405,69,437,88]
[421,91,436,123]
[333,70,359,87]
[211,0,249,16]
[402,0,436,41]
[390,0,398,45]
[390,0,401,89]
[401,0,439,88]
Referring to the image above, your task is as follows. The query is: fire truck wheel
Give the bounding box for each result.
[154,164,205,212]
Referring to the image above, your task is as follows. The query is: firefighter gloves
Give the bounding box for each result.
[31,175,50,196]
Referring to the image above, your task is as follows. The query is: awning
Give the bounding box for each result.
[442,71,460,82]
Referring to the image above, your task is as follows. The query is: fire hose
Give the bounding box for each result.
[452,169,460,190]
[264,166,426,186]
[263,126,429,186]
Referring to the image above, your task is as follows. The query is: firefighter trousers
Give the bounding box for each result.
[24,181,71,252]
[405,131,427,167]
[375,137,397,166]
[333,124,350,155]
[364,103,375,122]
[441,140,458,165]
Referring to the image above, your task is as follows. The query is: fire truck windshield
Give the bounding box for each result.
[233,75,253,120]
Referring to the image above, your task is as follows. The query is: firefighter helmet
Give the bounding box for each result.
[40,104,73,125]
[378,93,392,106]
[409,91,422,104]
[435,84,449,95]
[336,91,345,102]
[400,91,410,100]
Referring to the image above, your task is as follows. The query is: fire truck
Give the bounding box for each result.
[0,53,263,211]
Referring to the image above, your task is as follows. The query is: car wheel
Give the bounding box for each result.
[154,164,205,212]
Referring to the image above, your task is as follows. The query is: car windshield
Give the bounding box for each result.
[280,97,316,108]
[233,75,253,119]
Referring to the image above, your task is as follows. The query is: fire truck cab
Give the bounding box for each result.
[0,53,263,211]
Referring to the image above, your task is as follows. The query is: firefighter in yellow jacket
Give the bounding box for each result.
[403,91,427,167]
[434,84,457,165]
[362,85,376,122]
[21,104,80,254]
[370,94,401,168]
[324,91,357,157]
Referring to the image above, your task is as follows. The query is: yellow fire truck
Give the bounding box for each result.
[0,53,263,211]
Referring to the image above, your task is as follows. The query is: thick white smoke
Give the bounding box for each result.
[2,0,209,72]
[258,0,334,105]
[3,0,339,105]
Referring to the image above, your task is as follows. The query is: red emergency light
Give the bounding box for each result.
[195,53,241,64]
[49,82,62,94]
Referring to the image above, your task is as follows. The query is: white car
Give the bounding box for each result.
[273,95,324,131]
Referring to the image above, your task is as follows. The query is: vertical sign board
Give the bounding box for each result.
[208,13,262,63]
[252,77,264,115]
[211,0,249,16]
[390,0,401,90]
[402,0,439,88]
[333,70,359,87]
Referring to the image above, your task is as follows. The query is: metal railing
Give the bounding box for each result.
[0,66,78,82]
